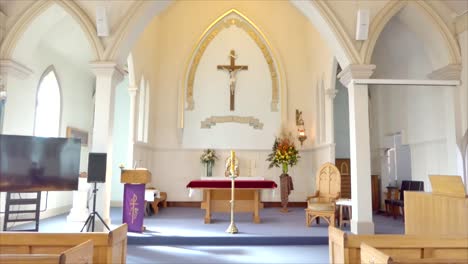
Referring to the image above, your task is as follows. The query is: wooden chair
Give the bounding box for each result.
[305,162,341,227]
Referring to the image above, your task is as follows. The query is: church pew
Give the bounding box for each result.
[0,239,93,264]
[0,224,127,264]
[329,227,468,264]
[360,243,468,264]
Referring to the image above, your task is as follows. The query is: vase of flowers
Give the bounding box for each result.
[200,149,218,177]
[266,134,300,212]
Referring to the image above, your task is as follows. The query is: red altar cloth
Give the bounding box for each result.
[186,180,277,189]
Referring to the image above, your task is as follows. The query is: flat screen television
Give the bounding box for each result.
[0,134,81,192]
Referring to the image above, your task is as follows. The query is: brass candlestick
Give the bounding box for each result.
[226,150,239,234]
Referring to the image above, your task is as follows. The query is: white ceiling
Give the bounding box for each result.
[13,3,93,73]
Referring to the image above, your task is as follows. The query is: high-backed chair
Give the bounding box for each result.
[305,162,341,227]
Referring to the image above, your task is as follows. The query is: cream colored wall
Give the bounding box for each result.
[130,1,335,201]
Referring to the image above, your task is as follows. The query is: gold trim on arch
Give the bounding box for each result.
[184,9,280,112]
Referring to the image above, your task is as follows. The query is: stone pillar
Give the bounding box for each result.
[90,62,125,226]
[127,85,138,167]
[338,64,375,234]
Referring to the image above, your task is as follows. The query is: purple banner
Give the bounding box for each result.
[123,183,145,232]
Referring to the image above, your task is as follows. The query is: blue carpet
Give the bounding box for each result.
[127,235,329,246]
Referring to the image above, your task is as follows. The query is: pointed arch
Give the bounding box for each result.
[292,0,360,66]
[34,65,62,137]
[183,9,285,114]
[361,0,461,65]
[0,0,103,61]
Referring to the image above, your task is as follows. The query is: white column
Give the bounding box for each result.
[326,88,338,161]
[127,86,138,167]
[90,62,125,225]
[455,14,468,190]
[338,64,375,234]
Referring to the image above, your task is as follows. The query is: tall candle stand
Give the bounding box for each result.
[226,150,239,234]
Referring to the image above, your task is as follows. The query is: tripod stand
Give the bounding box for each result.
[81,182,110,232]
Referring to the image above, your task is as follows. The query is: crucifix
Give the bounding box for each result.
[217,50,248,111]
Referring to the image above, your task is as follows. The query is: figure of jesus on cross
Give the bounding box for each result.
[217,50,248,111]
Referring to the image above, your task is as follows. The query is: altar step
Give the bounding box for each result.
[127,235,328,246]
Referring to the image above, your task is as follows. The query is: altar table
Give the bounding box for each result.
[186,180,277,224]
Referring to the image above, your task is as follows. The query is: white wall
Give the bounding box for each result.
[1,42,94,225]
[334,76,350,158]
[130,1,336,202]
[369,14,459,192]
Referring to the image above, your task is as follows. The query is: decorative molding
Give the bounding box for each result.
[455,13,468,35]
[427,64,462,80]
[361,1,406,64]
[90,61,126,83]
[312,1,362,64]
[128,85,138,94]
[201,115,264,129]
[352,79,460,86]
[337,64,375,87]
[0,59,33,79]
[184,10,280,112]
[325,88,338,99]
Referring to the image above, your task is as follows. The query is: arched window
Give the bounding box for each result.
[137,77,146,142]
[34,66,61,137]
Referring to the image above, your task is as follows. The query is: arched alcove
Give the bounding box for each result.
[184,9,283,114]
[363,1,460,67]
[368,4,460,193]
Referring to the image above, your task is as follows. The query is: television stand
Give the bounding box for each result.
[3,191,41,231]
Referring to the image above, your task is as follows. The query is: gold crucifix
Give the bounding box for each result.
[217,50,248,111]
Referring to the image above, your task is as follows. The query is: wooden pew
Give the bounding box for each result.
[361,243,468,264]
[405,191,468,237]
[329,227,468,264]
[0,224,127,264]
[0,239,93,264]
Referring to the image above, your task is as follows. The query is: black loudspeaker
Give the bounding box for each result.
[87,153,107,183]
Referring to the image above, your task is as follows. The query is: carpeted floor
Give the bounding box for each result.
[10,206,404,263]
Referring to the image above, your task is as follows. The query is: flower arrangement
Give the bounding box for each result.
[267,135,300,174]
[200,149,218,164]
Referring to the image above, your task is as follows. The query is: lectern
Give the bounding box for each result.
[120,168,151,232]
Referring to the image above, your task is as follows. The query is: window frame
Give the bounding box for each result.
[33,65,63,137]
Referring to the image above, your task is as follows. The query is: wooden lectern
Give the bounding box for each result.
[120,169,151,233]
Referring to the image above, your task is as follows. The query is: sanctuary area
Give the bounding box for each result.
[0,1,467,263]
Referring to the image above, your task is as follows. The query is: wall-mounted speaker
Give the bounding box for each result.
[96,6,109,37]
[87,153,107,183]
[356,9,370,41]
